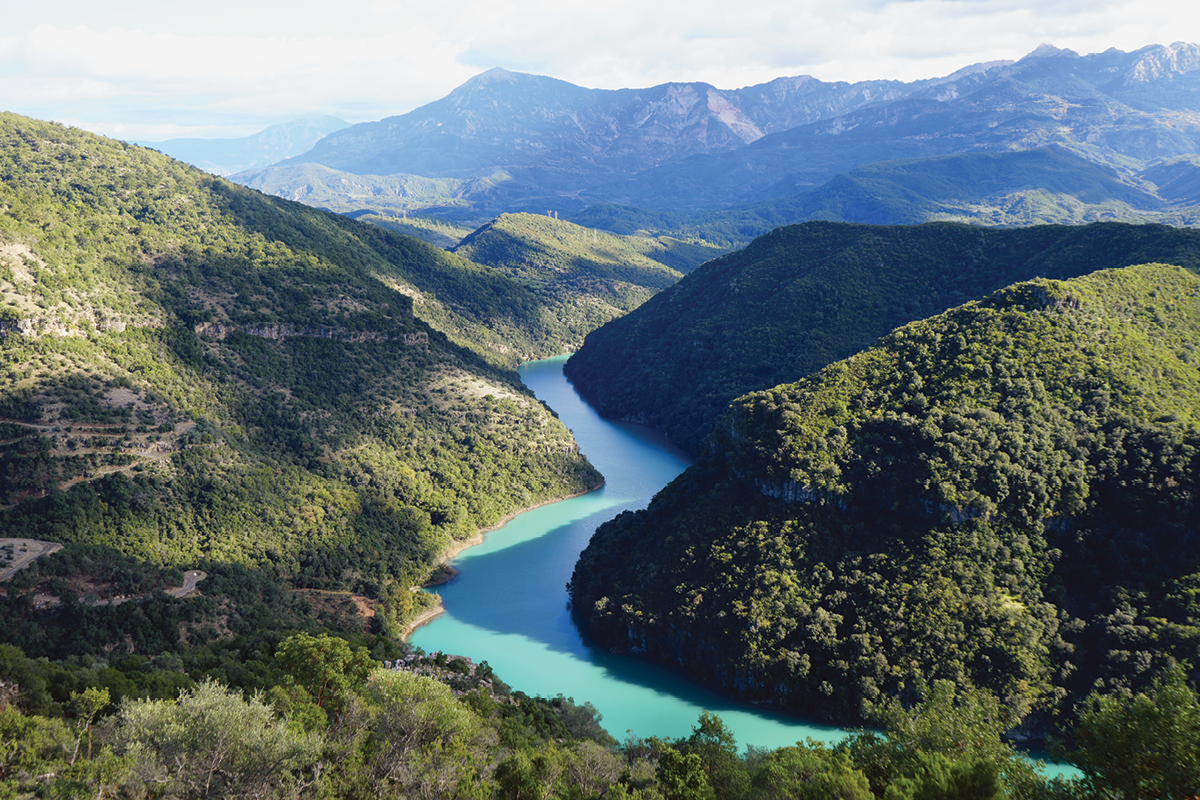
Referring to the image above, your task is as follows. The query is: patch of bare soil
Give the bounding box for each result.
[0,538,63,582]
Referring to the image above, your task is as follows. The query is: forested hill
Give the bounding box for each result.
[0,112,602,637]
[569,263,1200,724]
[564,220,1200,454]
[450,212,725,348]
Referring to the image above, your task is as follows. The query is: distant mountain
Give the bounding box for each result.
[782,147,1178,226]
[238,44,1200,221]
[1142,154,1200,205]
[569,262,1200,723]
[608,43,1200,209]
[282,67,923,183]
[233,161,506,216]
[563,220,1200,454]
[141,115,348,175]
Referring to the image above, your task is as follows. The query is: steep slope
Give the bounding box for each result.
[569,263,1200,723]
[607,43,1200,209]
[0,113,600,626]
[452,214,667,346]
[454,212,723,278]
[287,67,924,182]
[564,220,1200,454]
[449,213,724,351]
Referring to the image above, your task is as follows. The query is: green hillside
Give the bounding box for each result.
[0,112,601,638]
[450,213,726,347]
[455,211,723,278]
[564,220,1200,454]
[233,161,493,215]
[570,263,1200,724]
[354,212,478,248]
[781,147,1183,226]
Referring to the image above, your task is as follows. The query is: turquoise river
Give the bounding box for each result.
[410,355,1075,776]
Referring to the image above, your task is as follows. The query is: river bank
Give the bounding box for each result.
[402,481,605,638]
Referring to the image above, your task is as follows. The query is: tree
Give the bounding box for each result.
[67,685,110,764]
[844,681,1030,796]
[359,668,495,798]
[750,740,872,800]
[113,678,322,800]
[657,746,715,800]
[273,632,373,720]
[1070,663,1200,799]
[678,711,750,800]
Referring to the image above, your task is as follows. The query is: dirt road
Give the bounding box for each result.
[0,539,63,582]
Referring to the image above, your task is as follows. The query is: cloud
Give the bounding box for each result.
[0,0,1196,139]
[3,22,478,136]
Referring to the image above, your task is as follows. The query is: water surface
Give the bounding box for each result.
[411,356,1078,777]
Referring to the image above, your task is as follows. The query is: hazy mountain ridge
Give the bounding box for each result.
[237,43,1200,219]
[286,67,923,182]
[611,43,1200,209]
[141,115,348,176]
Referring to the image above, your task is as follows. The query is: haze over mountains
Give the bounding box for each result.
[223,42,1200,228]
[140,115,348,176]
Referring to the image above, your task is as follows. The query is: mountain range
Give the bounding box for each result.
[228,43,1200,227]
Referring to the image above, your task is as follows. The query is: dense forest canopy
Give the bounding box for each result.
[0,112,602,637]
[565,220,1200,454]
[570,263,1200,728]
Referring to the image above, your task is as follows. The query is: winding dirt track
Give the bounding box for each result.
[0,538,63,582]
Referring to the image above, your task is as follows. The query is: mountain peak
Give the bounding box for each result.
[471,66,521,82]
[456,66,551,90]
[1025,43,1080,59]
[1124,41,1200,83]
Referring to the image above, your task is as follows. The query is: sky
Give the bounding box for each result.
[2,0,1197,141]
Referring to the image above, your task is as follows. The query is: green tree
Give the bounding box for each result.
[750,740,872,800]
[678,712,750,800]
[1070,663,1200,799]
[495,747,567,800]
[882,751,1002,800]
[67,685,110,764]
[1,706,72,796]
[845,681,1031,796]
[113,678,322,800]
[273,633,373,719]
[657,746,715,800]
[359,668,495,798]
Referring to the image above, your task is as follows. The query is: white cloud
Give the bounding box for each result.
[0,0,1196,140]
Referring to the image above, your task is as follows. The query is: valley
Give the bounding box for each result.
[3,40,1200,797]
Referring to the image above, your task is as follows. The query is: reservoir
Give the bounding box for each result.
[410,356,1075,775]
[410,355,846,748]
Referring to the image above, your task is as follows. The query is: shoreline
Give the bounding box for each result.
[400,481,604,640]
